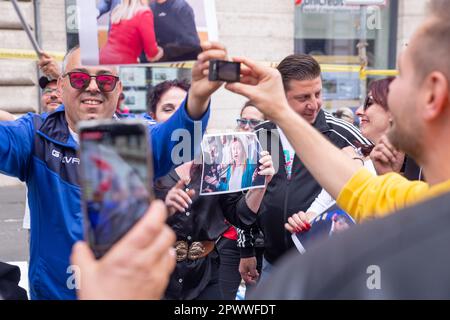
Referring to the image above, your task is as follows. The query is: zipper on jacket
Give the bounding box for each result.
[283,154,301,249]
[283,178,291,250]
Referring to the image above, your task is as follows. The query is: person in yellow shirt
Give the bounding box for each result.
[225,0,450,223]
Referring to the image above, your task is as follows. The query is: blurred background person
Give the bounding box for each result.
[147,79,190,121]
[217,102,266,300]
[333,107,355,125]
[38,76,62,113]
[100,0,163,64]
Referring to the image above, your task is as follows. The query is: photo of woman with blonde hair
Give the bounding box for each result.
[100,0,163,64]
[217,136,261,192]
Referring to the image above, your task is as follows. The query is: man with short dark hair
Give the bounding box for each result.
[243,54,370,280]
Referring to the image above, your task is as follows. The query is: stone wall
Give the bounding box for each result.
[0,0,66,186]
[0,0,38,114]
[396,0,428,59]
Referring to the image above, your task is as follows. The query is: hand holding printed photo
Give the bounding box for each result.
[291,205,356,254]
[200,132,266,195]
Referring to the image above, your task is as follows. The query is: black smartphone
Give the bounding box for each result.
[78,119,154,258]
[208,60,241,82]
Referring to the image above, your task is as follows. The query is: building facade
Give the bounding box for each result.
[0,0,428,129]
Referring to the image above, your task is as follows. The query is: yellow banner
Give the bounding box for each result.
[0,48,64,61]
[0,48,399,78]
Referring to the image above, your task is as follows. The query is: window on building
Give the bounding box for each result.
[294,0,398,111]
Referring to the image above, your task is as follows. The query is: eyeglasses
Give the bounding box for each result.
[42,88,58,95]
[236,118,262,129]
[63,72,119,92]
[363,95,374,111]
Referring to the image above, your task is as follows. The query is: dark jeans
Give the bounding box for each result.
[194,254,224,300]
[216,237,241,300]
[217,237,264,300]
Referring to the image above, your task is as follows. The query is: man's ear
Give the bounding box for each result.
[386,111,393,127]
[422,71,449,121]
[56,76,64,97]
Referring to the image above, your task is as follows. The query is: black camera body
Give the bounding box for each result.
[208,60,240,83]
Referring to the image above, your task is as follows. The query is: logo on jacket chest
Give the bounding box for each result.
[52,149,80,165]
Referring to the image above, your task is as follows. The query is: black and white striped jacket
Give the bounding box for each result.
[238,109,371,264]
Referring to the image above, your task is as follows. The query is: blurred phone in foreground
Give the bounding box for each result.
[78,120,154,258]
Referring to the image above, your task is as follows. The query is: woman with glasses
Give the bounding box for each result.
[236,101,266,131]
[356,77,396,145]
[217,102,266,300]
[100,0,163,64]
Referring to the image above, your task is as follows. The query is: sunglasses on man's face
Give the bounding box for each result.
[63,71,119,93]
[236,118,262,129]
[363,95,374,111]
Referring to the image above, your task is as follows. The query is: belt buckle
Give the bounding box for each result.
[174,241,188,262]
[187,241,206,260]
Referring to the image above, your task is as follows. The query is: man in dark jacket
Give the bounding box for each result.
[243,54,370,281]
[151,0,201,61]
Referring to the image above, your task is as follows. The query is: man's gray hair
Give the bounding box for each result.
[62,45,80,74]
[62,45,119,75]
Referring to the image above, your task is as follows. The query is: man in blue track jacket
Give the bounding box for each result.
[0,43,227,299]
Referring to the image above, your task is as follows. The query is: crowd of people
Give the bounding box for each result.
[0,0,449,301]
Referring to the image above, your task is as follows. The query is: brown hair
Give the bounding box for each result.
[147,79,190,114]
[277,54,321,91]
[368,77,395,111]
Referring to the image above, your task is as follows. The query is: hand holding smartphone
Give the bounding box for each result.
[78,120,154,258]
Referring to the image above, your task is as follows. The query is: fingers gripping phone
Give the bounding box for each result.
[208,60,241,83]
[78,120,154,258]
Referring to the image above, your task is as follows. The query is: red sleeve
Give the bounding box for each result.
[139,10,159,59]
